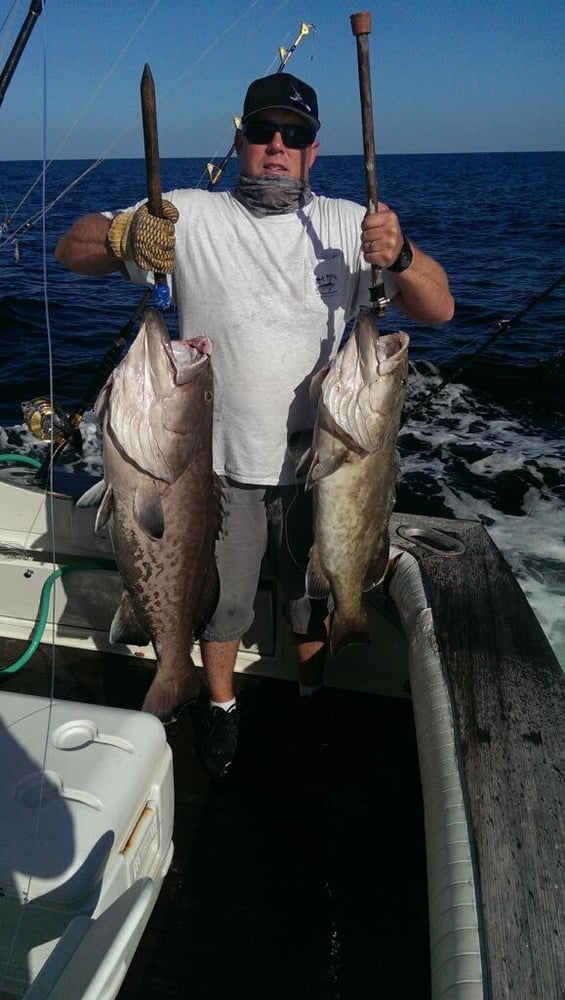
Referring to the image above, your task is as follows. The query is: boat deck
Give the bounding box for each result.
[0,638,430,999]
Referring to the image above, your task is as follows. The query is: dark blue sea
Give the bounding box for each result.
[0,152,564,665]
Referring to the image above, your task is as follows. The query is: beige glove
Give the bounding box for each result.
[107,200,179,272]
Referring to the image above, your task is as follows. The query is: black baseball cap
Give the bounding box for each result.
[242,73,320,131]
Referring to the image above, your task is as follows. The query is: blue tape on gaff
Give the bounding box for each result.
[151,281,170,310]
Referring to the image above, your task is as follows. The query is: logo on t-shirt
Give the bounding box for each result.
[315,271,338,298]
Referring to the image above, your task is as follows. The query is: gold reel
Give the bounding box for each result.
[21,397,75,445]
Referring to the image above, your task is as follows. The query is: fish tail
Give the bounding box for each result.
[330,609,370,656]
[142,667,200,723]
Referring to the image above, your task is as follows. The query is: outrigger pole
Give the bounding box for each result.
[0,0,44,109]
[205,21,315,190]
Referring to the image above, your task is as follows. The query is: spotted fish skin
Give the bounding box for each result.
[306,311,409,655]
[79,307,221,720]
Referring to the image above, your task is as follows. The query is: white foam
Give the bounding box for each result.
[400,373,565,669]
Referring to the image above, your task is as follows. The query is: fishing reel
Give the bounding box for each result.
[21,397,83,455]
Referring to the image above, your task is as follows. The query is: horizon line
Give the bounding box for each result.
[3,149,564,163]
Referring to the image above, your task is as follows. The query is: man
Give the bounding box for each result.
[56,73,454,779]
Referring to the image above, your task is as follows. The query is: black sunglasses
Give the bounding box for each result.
[241,120,316,150]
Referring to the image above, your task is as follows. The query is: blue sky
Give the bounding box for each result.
[1,0,563,159]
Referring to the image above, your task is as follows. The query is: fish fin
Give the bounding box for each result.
[193,554,220,639]
[304,453,318,491]
[95,484,114,532]
[288,429,314,479]
[362,538,390,592]
[305,548,331,600]
[76,479,114,532]
[330,609,370,656]
[76,478,107,509]
[306,450,348,487]
[133,480,165,540]
[295,447,313,481]
[141,666,200,723]
[109,591,151,646]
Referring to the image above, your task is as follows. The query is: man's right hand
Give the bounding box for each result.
[106,200,179,272]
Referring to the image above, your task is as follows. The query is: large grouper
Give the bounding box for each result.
[79,307,222,720]
[305,310,409,655]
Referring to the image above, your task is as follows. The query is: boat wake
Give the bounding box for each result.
[398,365,565,666]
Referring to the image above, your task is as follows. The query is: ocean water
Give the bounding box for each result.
[0,152,564,666]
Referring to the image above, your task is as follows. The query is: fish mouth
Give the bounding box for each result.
[321,315,409,452]
[169,339,213,386]
[144,308,212,388]
[334,314,408,386]
[376,331,409,373]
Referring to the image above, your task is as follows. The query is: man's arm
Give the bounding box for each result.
[55,202,179,277]
[388,241,454,324]
[55,213,122,276]
[361,205,454,324]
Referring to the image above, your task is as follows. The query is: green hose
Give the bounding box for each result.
[0,453,42,469]
[1,561,113,675]
[0,452,113,675]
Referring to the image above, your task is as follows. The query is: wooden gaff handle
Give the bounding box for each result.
[350,12,378,212]
[140,64,169,300]
[350,11,385,311]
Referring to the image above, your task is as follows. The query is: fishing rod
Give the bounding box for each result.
[406,271,565,420]
[0,0,44,109]
[25,292,152,482]
[205,21,316,189]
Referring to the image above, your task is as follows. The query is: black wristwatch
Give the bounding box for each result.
[387,235,413,273]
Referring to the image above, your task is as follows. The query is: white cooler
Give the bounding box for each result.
[0,691,174,999]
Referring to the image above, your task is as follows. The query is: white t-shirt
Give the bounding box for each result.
[117,189,398,485]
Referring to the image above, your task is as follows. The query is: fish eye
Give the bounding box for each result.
[204,391,213,402]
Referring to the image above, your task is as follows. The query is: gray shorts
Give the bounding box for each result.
[200,477,328,643]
